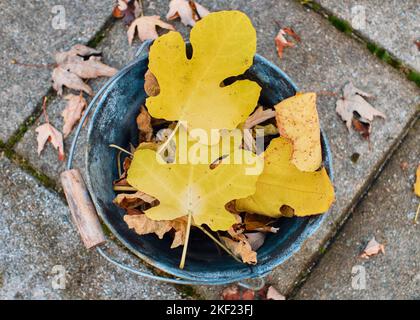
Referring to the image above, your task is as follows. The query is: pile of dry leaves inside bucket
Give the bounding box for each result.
[112,10,335,269]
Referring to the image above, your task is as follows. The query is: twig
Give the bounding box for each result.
[414,202,420,224]
[109,144,133,156]
[179,210,193,269]
[10,59,56,69]
[41,97,49,124]
[194,225,242,263]
[113,185,137,192]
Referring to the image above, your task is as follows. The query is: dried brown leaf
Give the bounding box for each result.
[35,123,65,161]
[113,0,142,26]
[60,56,118,79]
[55,44,101,65]
[124,213,173,239]
[244,106,276,129]
[136,105,153,142]
[52,67,93,96]
[336,82,385,132]
[62,94,87,138]
[360,237,385,259]
[220,236,257,264]
[144,69,160,96]
[166,0,209,26]
[113,190,157,209]
[127,15,175,45]
[275,27,300,59]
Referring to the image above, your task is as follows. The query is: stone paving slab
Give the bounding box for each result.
[0,0,114,142]
[12,0,420,300]
[295,120,420,300]
[0,154,183,299]
[314,0,420,72]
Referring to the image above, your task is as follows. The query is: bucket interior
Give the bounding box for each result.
[85,50,332,283]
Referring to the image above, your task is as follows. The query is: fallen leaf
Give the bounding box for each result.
[166,0,209,27]
[127,15,175,44]
[114,157,132,186]
[126,142,262,231]
[35,123,65,161]
[62,94,87,138]
[275,27,300,59]
[244,106,276,129]
[113,190,158,209]
[336,82,385,132]
[221,286,241,300]
[124,211,173,239]
[275,92,322,171]
[360,237,385,259]
[147,11,261,135]
[236,137,335,218]
[136,105,153,142]
[52,67,93,96]
[414,165,420,196]
[220,236,257,264]
[266,286,285,300]
[60,56,118,79]
[244,213,278,233]
[352,118,370,140]
[55,44,102,65]
[113,0,142,26]
[144,69,160,96]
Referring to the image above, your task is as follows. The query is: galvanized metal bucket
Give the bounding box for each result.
[65,40,333,288]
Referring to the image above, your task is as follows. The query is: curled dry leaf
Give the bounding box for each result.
[236,137,335,218]
[35,123,65,161]
[136,105,153,142]
[220,236,257,264]
[113,190,158,209]
[244,213,279,233]
[275,92,321,172]
[244,106,276,129]
[124,210,186,248]
[144,69,160,96]
[414,165,420,196]
[52,67,93,96]
[166,0,210,27]
[336,82,385,133]
[360,237,385,259]
[127,16,175,45]
[62,94,87,138]
[275,27,301,59]
[266,286,286,300]
[113,0,142,26]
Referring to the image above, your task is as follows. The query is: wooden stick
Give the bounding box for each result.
[61,169,106,249]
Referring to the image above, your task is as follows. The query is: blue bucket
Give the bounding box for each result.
[79,40,333,286]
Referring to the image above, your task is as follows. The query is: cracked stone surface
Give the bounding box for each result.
[314,0,420,72]
[7,0,420,300]
[0,0,114,142]
[0,155,183,300]
[295,120,420,300]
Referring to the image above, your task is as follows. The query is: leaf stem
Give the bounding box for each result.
[113,185,137,192]
[194,225,242,264]
[179,210,193,269]
[109,144,133,156]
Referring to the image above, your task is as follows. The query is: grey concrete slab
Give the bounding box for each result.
[0,154,183,299]
[0,0,114,142]
[295,120,420,300]
[314,0,420,72]
[13,0,420,299]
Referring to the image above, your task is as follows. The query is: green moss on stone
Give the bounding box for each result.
[407,71,420,87]
[328,15,352,34]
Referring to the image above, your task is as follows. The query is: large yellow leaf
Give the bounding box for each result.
[127,145,263,231]
[146,11,261,134]
[236,137,334,217]
[275,92,322,172]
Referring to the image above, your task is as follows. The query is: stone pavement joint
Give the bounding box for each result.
[302,0,420,87]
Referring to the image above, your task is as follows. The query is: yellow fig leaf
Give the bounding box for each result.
[236,137,334,217]
[275,92,322,171]
[146,11,261,134]
[127,146,263,231]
